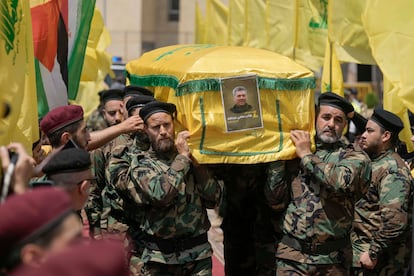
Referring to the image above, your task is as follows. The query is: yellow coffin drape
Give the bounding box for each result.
[126,44,316,164]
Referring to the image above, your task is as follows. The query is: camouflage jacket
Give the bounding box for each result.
[86,108,108,131]
[85,133,149,238]
[353,150,413,258]
[265,141,371,264]
[108,147,222,264]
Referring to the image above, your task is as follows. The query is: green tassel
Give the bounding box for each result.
[177,79,221,96]
[258,77,316,90]
[127,73,179,89]
[127,72,316,96]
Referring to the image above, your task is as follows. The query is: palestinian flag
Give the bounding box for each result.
[30,0,96,118]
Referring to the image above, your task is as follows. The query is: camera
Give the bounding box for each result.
[8,150,19,165]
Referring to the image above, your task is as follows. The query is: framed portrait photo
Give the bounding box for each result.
[220,74,263,132]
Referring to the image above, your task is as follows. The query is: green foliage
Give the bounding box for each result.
[364,92,379,108]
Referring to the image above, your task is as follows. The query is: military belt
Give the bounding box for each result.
[143,233,208,254]
[281,234,349,255]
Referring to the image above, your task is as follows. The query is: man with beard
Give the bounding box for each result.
[351,108,413,275]
[109,100,222,275]
[85,95,155,275]
[85,95,154,239]
[40,104,144,152]
[265,92,371,275]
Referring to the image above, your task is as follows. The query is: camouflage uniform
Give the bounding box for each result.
[108,147,222,275]
[352,149,413,275]
[85,134,130,238]
[86,107,108,131]
[85,133,150,275]
[210,163,276,276]
[265,141,371,275]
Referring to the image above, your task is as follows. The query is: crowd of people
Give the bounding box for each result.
[0,85,413,275]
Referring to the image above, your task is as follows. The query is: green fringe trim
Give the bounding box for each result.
[175,77,316,97]
[127,72,179,89]
[258,77,316,90]
[177,79,222,96]
[177,76,316,96]
[127,72,316,96]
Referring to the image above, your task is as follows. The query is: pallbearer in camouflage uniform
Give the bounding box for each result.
[109,100,222,275]
[86,94,155,239]
[265,92,371,275]
[85,89,126,238]
[86,95,155,275]
[352,108,413,275]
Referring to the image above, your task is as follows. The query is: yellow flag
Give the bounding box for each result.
[205,0,228,45]
[0,0,39,152]
[302,0,327,59]
[321,40,343,96]
[227,0,244,46]
[74,8,113,120]
[295,0,328,71]
[244,0,266,48]
[362,0,414,152]
[195,1,206,44]
[328,0,375,65]
[266,0,326,71]
[266,0,296,58]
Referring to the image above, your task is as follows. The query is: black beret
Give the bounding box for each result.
[318,92,354,116]
[123,85,153,97]
[126,95,155,113]
[40,105,84,136]
[100,89,124,104]
[371,108,404,134]
[408,110,414,130]
[43,148,91,175]
[350,112,368,134]
[139,101,177,122]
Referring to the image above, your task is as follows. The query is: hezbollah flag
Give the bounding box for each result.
[321,40,343,95]
[30,0,95,118]
[362,0,414,152]
[0,0,39,152]
[328,0,375,65]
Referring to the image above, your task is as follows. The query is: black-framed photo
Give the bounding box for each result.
[220,74,263,132]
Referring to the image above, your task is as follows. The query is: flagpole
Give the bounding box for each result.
[329,40,332,92]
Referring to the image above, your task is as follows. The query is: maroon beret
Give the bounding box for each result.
[0,187,73,260]
[40,105,84,136]
[10,240,129,276]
